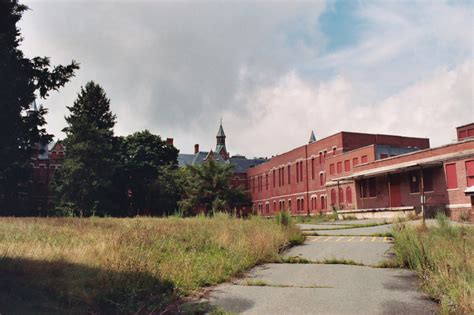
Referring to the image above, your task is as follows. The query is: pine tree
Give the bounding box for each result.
[55,82,116,216]
[0,0,79,213]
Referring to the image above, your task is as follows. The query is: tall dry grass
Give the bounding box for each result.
[392,215,473,314]
[0,214,302,313]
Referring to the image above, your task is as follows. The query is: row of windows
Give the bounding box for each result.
[329,155,368,176]
[330,187,353,205]
[446,160,474,189]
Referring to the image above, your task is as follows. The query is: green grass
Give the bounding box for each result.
[0,214,302,313]
[392,215,473,314]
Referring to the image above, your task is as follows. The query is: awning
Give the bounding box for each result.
[465,186,474,196]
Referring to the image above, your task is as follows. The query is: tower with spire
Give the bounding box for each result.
[216,119,229,160]
[309,130,316,143]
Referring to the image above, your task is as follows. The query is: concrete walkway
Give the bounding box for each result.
[187,219,438,314]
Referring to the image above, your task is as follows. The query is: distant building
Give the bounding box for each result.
[178,122,267,190]
[248,124,474,222]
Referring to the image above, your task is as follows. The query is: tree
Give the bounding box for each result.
[179,160,250,216]
[0,0,79,214]
[54,82,115,216]
[115,130,180,216]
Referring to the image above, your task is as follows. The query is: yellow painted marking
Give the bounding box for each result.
[323,236,333,242]
[311,237,321,242]
[348,236,355,242]
[360,236,366,242]
[371,237,376,242]
[336,237,345,242]
[383,237,391,243]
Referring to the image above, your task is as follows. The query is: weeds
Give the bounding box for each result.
[392,214,473,314]
[0,215,302,313]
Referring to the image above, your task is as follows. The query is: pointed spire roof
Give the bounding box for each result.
[309,130,316,143]
[217,119,226,137]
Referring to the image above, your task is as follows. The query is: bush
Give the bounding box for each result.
[392,215,473,314]
[275,210,291,226]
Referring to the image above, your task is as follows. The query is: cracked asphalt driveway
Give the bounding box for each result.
[187,219,438,314]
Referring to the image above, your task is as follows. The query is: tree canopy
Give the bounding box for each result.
[0,0,79,214]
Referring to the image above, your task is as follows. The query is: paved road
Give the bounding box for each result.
[187,219,438,314]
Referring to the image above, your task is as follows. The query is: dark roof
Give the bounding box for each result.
[178,151,267,173]
[217,124,226,137]
[177,154,195,167]
[229,156,267,173]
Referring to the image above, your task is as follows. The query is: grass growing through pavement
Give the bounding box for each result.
[0,214,302,313]
[392,214,473,314]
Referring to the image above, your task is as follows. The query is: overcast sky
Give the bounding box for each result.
[20,0,474,157]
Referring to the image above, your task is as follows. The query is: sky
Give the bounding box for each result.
[20,0,474,158]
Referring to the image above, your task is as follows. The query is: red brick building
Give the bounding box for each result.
[248,124,474,222]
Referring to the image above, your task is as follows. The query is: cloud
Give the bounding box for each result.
[19,0,473,157]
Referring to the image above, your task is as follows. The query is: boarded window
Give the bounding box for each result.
[337,162,342,174]
[330,164,335,175]
[330,189,336,205]
[361,155,368,163]
[287,165,291,185]
[466,160,474,187]
[445,163,458,189]
[409,172,420,193]
[424,169,434,192]
[344,160,350,172]
[353,157,359,166]
[346,187,352,204]
[369,178,376,197]
[338,187,344,204]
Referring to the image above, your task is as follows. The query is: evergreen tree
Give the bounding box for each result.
[0,0,79,213]
[179,160,250,216]
[54,82,116,216]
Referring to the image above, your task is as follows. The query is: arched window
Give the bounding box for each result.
[319,173,324,186]
[330,189,336,206]
[338,187,344,204]
[346,187,352,204]
[321,196,326,210]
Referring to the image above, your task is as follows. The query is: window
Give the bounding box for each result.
[299,162,303,182]
[265,204,270,214]
[361,155,368,163]
[296,163,299,182]
[380,153,388,159]
[353,157,359,166]
[319,173,324,186]
[288,199,291,211]
[346,187,352,204]
[424,169,434,192]
[369,178,376,197]
[266,174,268,190]
[296,199,300,211]
[409,172,420,193]
[300,198,304,212]
[330,164,335,175]
[338,187,344,204]
[321,196,326,210]
[330,189,336,205]
[273,201,277,211]
[344,160,350,172]
[445,163,458,189]
[466,160,474,187]
[337,161,342,174]
[311,158,315,180]
[359,180,368,198]
[281,167,284,186]
[278,168,281,187]
[332,147,336,156]
[288,165,291,185]
[319,152,323,164]
[273,170,276,188]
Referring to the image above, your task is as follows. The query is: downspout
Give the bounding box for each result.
[305,145,310,216]
[419,165,425,224]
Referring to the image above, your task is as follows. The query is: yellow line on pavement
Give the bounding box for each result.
[348,236,355,242]
[311,237,320,242]
[383,237,390,242]
[323,236,333,242]
[360,236,366,242]
[371,237,376,242]
[336,237,345,242]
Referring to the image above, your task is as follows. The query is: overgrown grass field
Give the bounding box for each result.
[392,216,473,314]
[0,214,303,313]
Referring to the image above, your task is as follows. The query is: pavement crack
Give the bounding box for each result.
[235,280,333,289]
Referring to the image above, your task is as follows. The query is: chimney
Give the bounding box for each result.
[194,144,199,154]
[166,138,173,146]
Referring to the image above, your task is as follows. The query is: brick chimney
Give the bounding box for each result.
[194,144,199,154]
[166,138,174,146]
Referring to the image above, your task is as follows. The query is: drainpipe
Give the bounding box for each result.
[336,180,340,209]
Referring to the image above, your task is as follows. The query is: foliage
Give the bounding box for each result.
[179,159,250,215]
[113,131,180,216]
[53,82,115,216]
[0,0,78,214]
[0,215,301,313]
[275,210,291,226]
[392,215,473,314]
